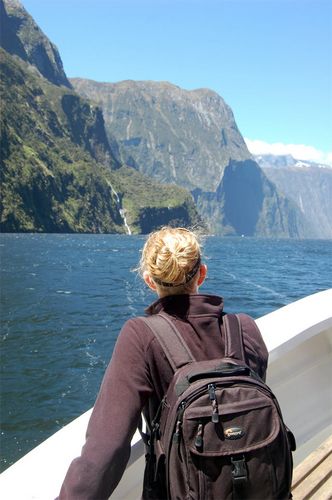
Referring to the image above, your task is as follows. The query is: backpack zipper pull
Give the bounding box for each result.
[208,383,219,423]
[194,422,204,449]
[173,402,186,443]
[173,420,181,444]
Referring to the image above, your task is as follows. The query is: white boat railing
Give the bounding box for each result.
[257,289,332,463]
[1,289,331,499]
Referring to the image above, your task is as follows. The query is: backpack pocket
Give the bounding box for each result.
[177,387,293,499]
[183,392,280,457]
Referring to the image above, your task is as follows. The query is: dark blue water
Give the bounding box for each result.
[1,234,331,471]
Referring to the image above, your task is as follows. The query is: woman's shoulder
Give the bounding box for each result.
[118,315,157,351]
[237,312,258,327]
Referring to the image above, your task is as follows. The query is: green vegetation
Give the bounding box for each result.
[1,0,71,87]
[0,48,200,233]
[0,48,121,232]
[111,166,202,233]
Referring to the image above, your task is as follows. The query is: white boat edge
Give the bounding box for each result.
[1,289,331,500]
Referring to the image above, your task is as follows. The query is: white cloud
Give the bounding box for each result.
[244,138,332,166]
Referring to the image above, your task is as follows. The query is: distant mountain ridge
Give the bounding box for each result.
[255,154,331,170]
[193,159,304,237]
[255,154,332,238]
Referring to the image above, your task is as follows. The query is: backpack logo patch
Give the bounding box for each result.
[224,427,245,440]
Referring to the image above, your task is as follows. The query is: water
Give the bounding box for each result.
[1,234,331,471]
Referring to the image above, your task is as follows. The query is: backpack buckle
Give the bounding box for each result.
[231,455,248,484]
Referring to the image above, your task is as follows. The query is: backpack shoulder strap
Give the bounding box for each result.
[223,313,245,362]
[141,313,195,371]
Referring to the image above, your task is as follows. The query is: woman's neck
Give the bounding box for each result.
[157,285,198,299]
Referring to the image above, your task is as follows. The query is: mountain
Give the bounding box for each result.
[0,47,122,233]
[2,0,327,238]
[71,79,251,192]
[71,78,307,237]
[255,155,332,238]
[193,159,304,237]
[0,0,201,234]
[0,0,71,88]
[111,165,202,234]
[255,154,330,170]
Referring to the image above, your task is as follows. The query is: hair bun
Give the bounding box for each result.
[140,227,202,289]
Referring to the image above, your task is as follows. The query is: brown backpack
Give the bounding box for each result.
[141,312,296,500]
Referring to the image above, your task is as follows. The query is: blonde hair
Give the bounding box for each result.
[140,227,202,291]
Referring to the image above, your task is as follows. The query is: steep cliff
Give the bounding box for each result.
[0,0,71,88]
[256,155,332,238]
[111,166,203,234]
[72,78,308,237]
[0,48,122,232]
[71,79,251,192]
[0,0,201,234]
[193,160,305,237]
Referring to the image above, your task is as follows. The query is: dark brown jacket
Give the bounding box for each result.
[59,294,268,499]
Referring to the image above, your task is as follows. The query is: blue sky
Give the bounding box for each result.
[22,0,332,164]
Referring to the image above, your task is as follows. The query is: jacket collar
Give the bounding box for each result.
[145,293,224,319]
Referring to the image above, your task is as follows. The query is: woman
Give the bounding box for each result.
[59,227,268,499]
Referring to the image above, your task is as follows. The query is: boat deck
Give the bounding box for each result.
[292,433,332,500]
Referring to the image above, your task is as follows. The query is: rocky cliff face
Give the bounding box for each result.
[111,166,203,234]
[0,48,123,232]
[71,79,251,192]
[256,155,332,238]
[0,0,71,88]
[193,160,305,237]
[72,78,309,237]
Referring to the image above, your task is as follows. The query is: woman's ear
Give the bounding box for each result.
[143,271,157,291]
[197,264,207,287]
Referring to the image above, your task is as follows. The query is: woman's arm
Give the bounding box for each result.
[58,319,153,500]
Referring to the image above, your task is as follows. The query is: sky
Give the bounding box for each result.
[22,0,332,165]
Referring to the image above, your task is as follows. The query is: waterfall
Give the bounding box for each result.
[107,181,132,235]
[120,209,132,235]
